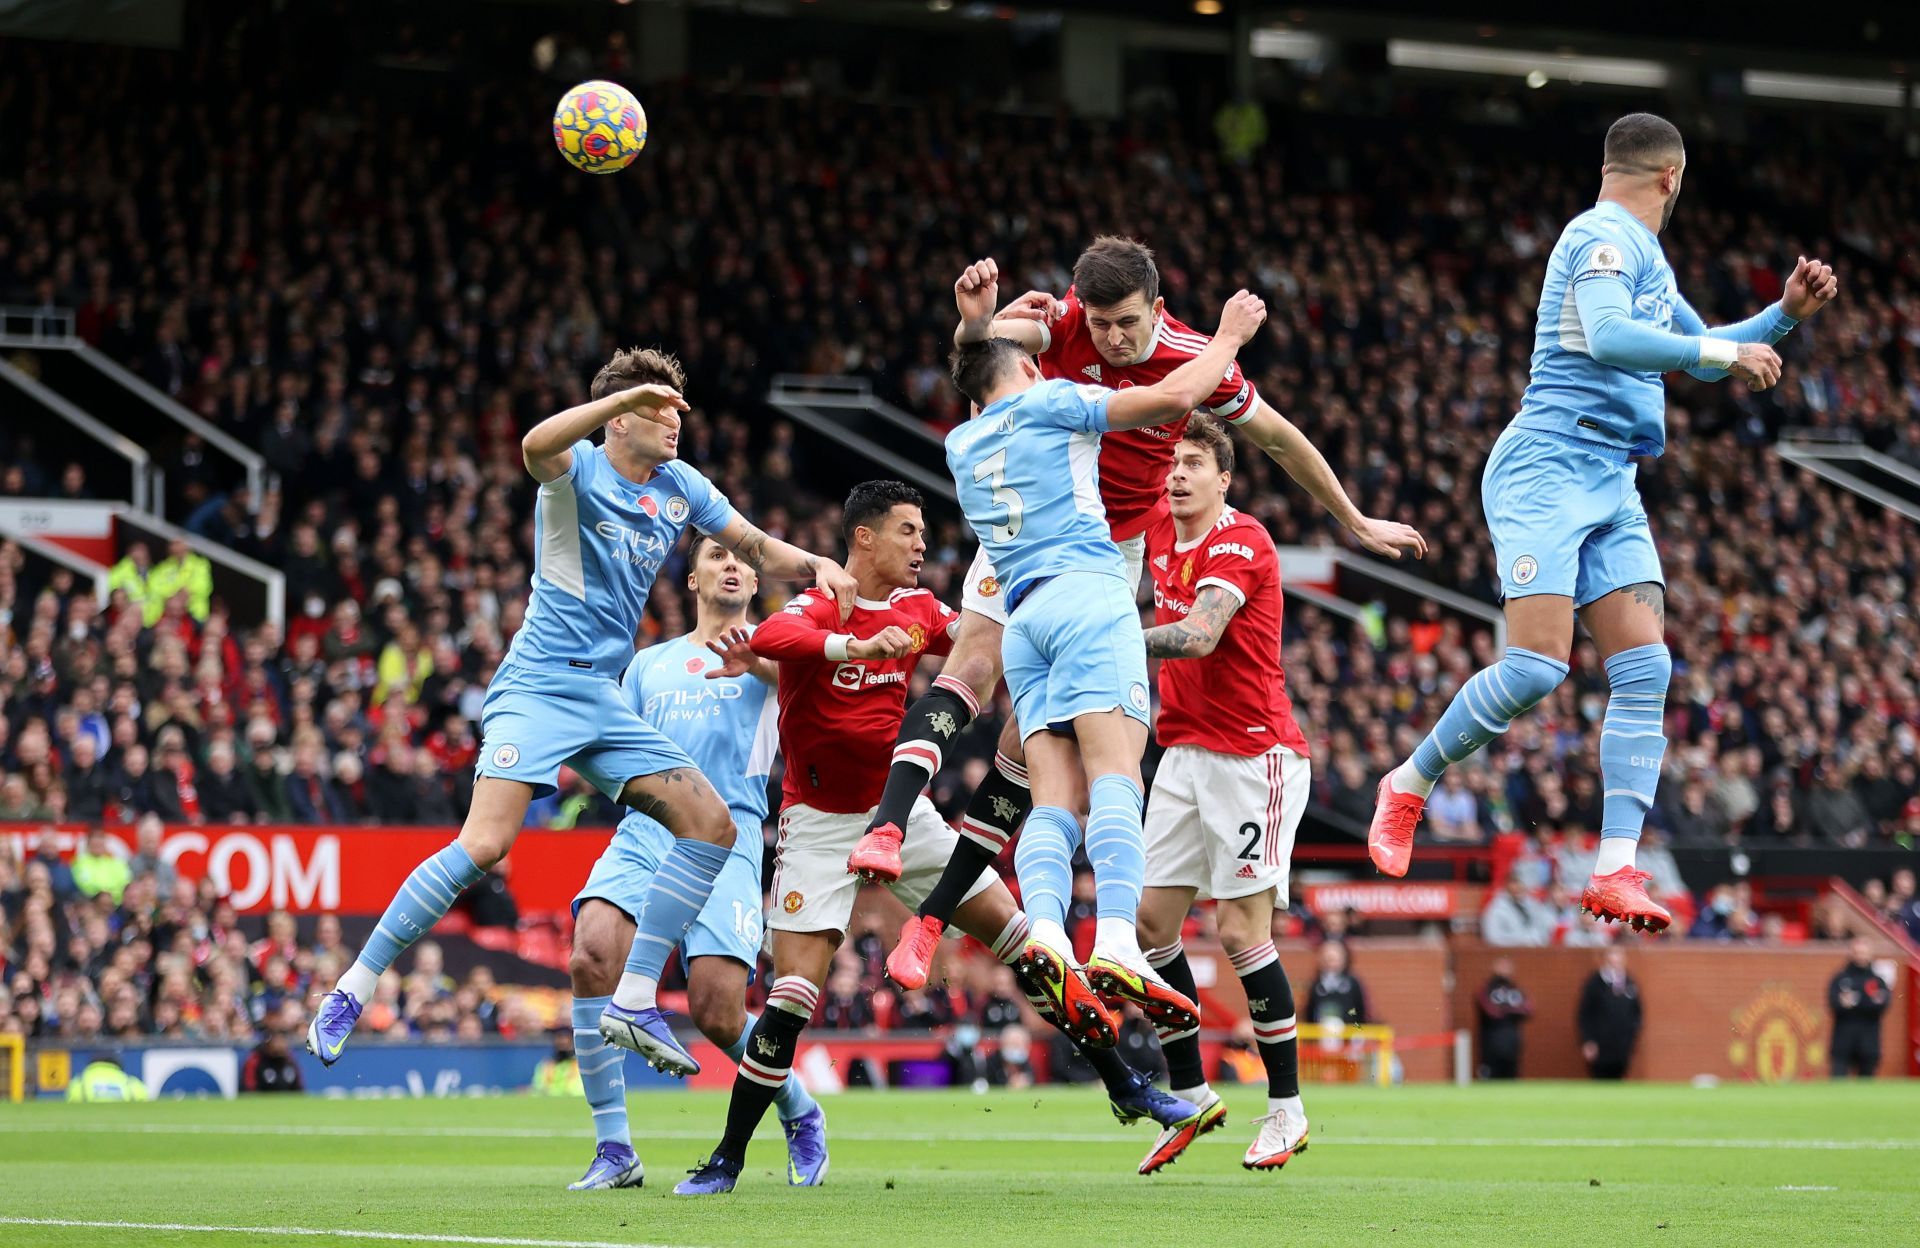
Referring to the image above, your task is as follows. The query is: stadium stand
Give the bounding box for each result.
[1,10,1917,1051]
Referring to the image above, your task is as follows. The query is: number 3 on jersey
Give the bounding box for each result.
[974,448,1024,543]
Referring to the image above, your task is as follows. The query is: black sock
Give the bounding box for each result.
[1233,942,1299,1098]
[1146,941,1205,1091]
[716,978,816,1162]
[868,680,977,837]
[1083,1044,1140,1098]
[917,750,1031,922]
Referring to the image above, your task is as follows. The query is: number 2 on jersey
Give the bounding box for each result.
[974,449,1024,543]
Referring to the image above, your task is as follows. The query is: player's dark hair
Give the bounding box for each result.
[590,346,687,401]
[686,532,720,564]
[1181,413,1235,474]
[1073,235,1159,309]
[844,479,924,544]
[1603,113,1684,172]
[948,338,1028,406]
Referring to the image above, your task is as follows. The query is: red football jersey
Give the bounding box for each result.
[751,587,960,814]
[1037,289,1260,540]
[1146,507,1309,758]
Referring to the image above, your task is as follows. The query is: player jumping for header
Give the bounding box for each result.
[1367,114,1837,930]
[307,348,855,1077]
[941,258,1268,1039]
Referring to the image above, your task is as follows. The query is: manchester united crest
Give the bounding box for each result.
[783,890,804,914]
[1180,559,1194,587]
[906,623,928,653]
[1728,984,1825,1083]
[977,575,1001,598]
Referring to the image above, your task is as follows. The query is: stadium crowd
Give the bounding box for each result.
[2,16,1919,1043]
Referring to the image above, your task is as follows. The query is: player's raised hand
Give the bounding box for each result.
[850,626,915,661]
[621,383,690,428]
[1351,516,1429,561]
[1217,289,1268,347]
[704,626,757,679]
[1782,255,1839,320]
[954,258,1001,336]
[1728,342,1782,391]
[813,558,858,622]
[998,289,1064,324]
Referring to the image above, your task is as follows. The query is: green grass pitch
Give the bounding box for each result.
[3,1081,1915,1247]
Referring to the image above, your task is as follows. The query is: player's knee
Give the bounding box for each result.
[567,922,622,995]
[682,795,737,848]
[1498,647,1570,712]
[1214,899,1271,955]
[454,824,512,872]
[687,983,745,1047]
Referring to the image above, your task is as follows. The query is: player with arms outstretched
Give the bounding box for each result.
[307,348,855,1078]
[564,535,826,1191]
[1135,415,1311,1174]
[939,259,1268,1043]
[674,481,1204,1195]
[866,240,1423,989]
[1367,114,1838,930]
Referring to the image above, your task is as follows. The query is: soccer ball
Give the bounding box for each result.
[552,80,647,174]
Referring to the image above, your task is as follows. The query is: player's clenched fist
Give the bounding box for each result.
[850,626,915,660]
[1217,290,1267,346]
[1729,342,1782,392]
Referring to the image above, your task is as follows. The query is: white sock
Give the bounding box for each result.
[1593,838,1637,876]
[1271,1094,1305,1120]
[1094,916,1138,953]
[1391,760,1436,799]
[336,961,378,1003]
[1175,1083,1211,1106]
[1032,917,1073,955]
[611,971,659,1012]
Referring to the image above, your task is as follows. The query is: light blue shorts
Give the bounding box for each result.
[475,663,697,801]
[1004,570,1151,738]
[573,815,765,974]
[1483,427,1664,607]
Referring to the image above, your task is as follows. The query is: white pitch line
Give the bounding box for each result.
[3,1121,1917,1151]
[0,1219,691,1248]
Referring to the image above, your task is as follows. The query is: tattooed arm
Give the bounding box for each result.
[709,513,857,618]
[1142,585,1244,659]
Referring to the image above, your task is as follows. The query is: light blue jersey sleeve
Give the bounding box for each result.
[1672,296,1800,382]
[1031,378,1112,433]
[666,462,740,535]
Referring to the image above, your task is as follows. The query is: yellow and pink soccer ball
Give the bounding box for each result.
[552,80,647,174]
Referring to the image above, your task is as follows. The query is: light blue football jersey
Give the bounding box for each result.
[1513,201,1684,457]
[503,441,737,677]
[946,377,1127,608]
[618,632,778,851]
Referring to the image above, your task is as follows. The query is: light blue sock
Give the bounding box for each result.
[572,994,630,1148]
[1014,805,1081,930]
[622,838,731,982]
[1599,643,1671,843]
[1084,774,1146,922]
[727,1012,820,1123]
[1411,647,1569,781]
[355,842,483,981]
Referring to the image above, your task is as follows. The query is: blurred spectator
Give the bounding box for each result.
[983,1024,1036,1089]
[1481,875,1548,947]
[1577,948,1641,1080]
[530,1027,585,1096]
[1426,772,1483,844]
[143,537,213,626]
[1827,937,1890,1079]
[1475,956,1533,1080]
[1305,940,1369,1028]
[241,1005,307,1093]
[70,828,129,904]
[125,814,175,892]
[1214,1019,1267,1085]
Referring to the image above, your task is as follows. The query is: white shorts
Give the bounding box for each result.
[960,533,1147,626]
[768,795,998,934]
[1143,744,1308,904]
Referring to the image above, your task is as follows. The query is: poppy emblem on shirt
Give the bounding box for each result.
[783,891,804,914]
[637,496,659,518]
[491,744,520,769]
[666,496,690,524]
[976,575,1000,598]
[685,657,706,675]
